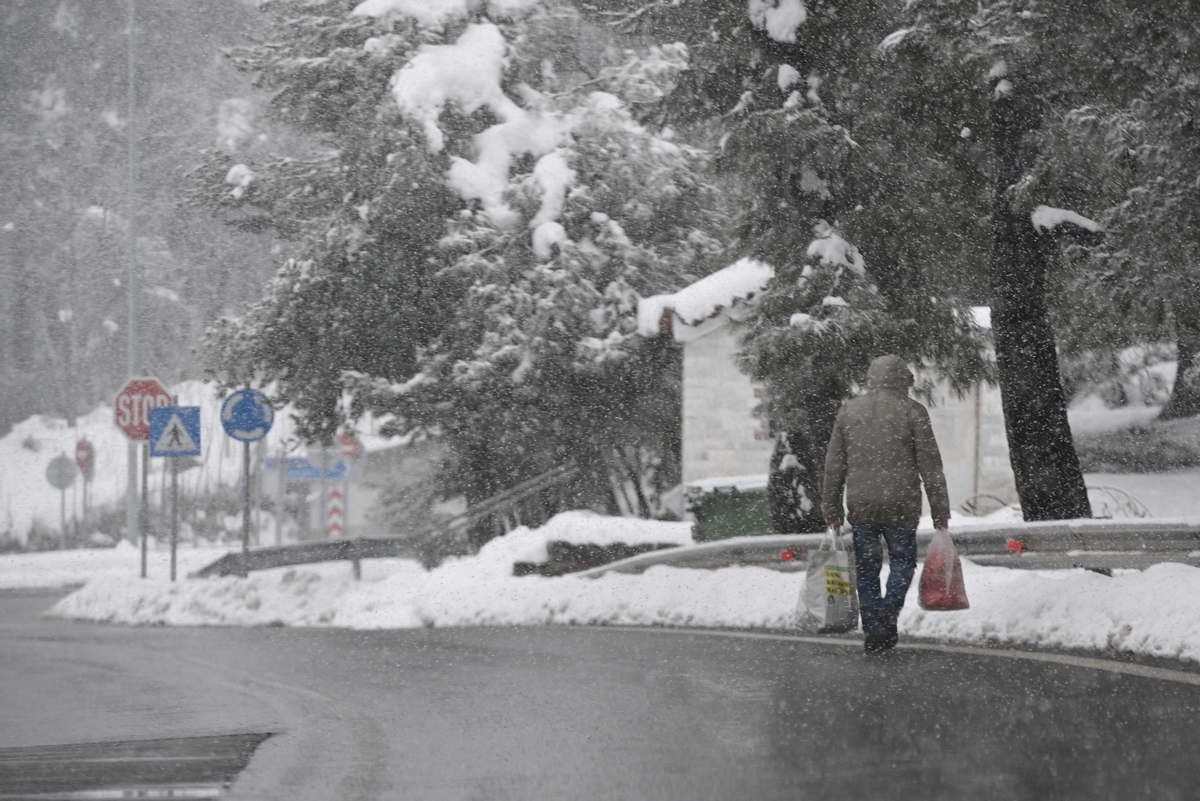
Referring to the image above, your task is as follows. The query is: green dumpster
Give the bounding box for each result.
[685,475,771,541]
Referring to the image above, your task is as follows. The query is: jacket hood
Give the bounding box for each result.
[866,355,913,393]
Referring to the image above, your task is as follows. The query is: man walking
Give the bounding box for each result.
[822,354,951,654]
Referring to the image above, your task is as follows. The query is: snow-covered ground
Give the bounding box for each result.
[1,509,1194,666]
[0,539,225,591]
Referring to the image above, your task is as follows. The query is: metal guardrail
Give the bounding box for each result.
[575,519,1200,577]
[441,462,580,535]
[194,463,583,579]
[192,537,411,578]
[193,519,1200,580]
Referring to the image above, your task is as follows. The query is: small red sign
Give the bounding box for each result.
[75,439,94,472]
[337,433,361,462]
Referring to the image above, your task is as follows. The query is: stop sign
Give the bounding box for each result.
[115,378,172,440]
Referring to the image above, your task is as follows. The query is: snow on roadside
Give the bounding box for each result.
[20,509,1200,666]
[903,560,1200,663]
[489,510,694,563]
[47,550,1200,665]
[0,540,226,590]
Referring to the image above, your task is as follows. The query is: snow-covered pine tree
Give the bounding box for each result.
[341,8,726,537]
[201,0,726,534]
[597,0,989,530]
[885,0,1200,515]
[1018,8,1200,419]
[196,0,464,443]
[879,0,1140,520]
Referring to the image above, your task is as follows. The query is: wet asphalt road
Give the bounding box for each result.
[3,590,1200,800]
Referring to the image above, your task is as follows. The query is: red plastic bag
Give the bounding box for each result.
[919,530,970,610]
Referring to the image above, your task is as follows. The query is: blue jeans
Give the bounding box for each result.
[852,524,918,639]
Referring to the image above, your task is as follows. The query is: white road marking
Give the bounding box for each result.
[608,626,1200,687]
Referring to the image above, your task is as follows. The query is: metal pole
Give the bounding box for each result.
[140,441,149,578]
[170,456,178,582]
[252,440,264,546]
[60,486,66,550]
[345,478,361,579]
[275,446,285,546]
[127,443,138,558]
[242,441,251,556]
[124,0,139,559]
[972,381,982,511]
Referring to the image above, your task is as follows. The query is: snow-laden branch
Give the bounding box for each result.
[1030,205,1102,234]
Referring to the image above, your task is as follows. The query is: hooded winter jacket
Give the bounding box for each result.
[821,355,951,529]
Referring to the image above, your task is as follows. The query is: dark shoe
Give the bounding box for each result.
[863,634,889,655]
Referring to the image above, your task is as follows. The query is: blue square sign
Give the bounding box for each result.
[149,406,202,458]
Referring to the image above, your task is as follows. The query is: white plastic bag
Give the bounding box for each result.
[796,528,859,633]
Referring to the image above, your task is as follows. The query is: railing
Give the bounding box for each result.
[192,537,411,579]
[195,518,1200,580]
[575,519,1200,577]
[441,462,580,539]
[193,462,582,579]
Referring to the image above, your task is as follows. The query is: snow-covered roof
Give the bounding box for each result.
[638,258,774,343]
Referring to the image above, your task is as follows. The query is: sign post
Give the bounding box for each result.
[220,389,274,568]
[115,378,171,577]
[149,404,201,581]
[74,439,94,528]
[274,445,286,546]
[46,454,79,549]
[336,433,361,540]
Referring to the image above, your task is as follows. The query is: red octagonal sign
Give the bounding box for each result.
[115,377,172,441]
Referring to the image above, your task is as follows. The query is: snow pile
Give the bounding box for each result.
[21,508,1200,664]
[637,258,775,337]
[903,561,1200,663]
[353,0,536,28]
[51,560,802,630]
[747,0,807,43]
[481,510,694,564]
[224,164,255,199]
[806,222,865,275]
[777,64,801,92]
[353,0,472,27]
[39,531,1200,666]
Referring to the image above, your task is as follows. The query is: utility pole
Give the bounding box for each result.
[124,0,140,549]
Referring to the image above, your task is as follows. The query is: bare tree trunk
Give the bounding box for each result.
[990,82,1091,521]
[617,448,652,518]
[1160,304,1200,420]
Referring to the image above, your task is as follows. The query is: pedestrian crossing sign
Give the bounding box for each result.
[149,406,202,458]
